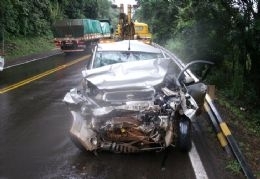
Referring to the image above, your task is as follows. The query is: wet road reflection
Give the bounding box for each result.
[0,53,84,88]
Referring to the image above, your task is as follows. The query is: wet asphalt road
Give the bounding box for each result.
[0,53,197,179]
[0,52,237,179]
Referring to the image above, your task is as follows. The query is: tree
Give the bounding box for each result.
[134,0,179,44]
[136,0,260,109]
[97,0,111,19]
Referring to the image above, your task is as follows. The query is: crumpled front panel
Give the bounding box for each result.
[83,58,177,90]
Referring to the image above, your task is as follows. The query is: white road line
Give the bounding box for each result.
[189,141,208,179]
[4,51,63,69]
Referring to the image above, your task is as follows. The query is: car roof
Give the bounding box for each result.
[97,40,162,53]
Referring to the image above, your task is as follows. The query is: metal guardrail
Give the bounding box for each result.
[153,42,255,179]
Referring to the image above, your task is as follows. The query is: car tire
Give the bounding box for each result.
[177,116,192,152]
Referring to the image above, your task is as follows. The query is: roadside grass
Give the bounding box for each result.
[225,160,241,175]
[217,91,260,177]
[217,92,260,136]
[3,36,55,61]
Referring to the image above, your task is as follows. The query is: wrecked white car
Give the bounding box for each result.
[64,40,212,153]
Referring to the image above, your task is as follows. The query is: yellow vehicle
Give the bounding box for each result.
[113,4,152,44]
[114,24,122,40]
[134,22,152,44]
[115,22,152,44]
[113,4,135,40]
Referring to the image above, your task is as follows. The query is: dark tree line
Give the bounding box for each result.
[135,0,260,107]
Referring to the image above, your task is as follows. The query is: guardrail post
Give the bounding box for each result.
[206,95,255,179]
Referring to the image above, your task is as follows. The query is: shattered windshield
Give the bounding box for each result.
[93,51,164,68]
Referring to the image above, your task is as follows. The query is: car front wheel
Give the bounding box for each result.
[177,116,192,152]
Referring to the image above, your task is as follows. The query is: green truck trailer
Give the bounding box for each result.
[99,19,113,38]
[53,19,112,52]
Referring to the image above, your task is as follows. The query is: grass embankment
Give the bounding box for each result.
[216,90,260,136]
[3,36,55,61]
[217,93,260,177]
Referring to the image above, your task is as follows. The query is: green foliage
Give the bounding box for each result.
[0,0,115,57]
[97,0,112,19]
[5,36,55,60]
[1,0,51,36]
[63,0,99,19]
[136,0,260,131]
[134,0,178,44]
[48,1,65,22]
[218,90,260,136]
[226,160,241,175]
[0,0,112,38]
[165,37,185,60]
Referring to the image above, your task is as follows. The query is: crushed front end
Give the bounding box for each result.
[64,58,207,153]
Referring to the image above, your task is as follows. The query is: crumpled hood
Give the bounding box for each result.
[82,58,177,90]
